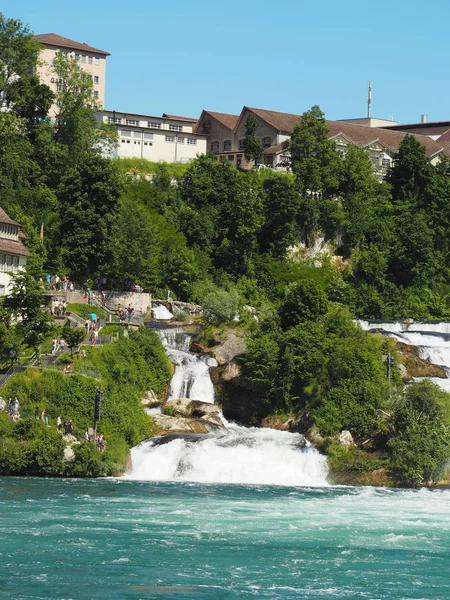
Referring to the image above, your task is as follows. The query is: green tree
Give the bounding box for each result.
[288,106,340,195]
[62,320,86,357]
[4,269,51,358]
[243,113,264,164]
[389,381,450,486]
[58,153,122,281]
[0,15,41,107]
[279,279,328,329]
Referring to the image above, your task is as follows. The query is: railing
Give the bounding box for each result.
[0,364,26,387]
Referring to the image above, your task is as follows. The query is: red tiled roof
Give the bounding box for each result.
[437,129,450,142]
[204,111,240,130]
[0,208,20,226]
[0,238,31,257]
[245,107,448,158]
[162,114,198,123]
[33,33,110,56]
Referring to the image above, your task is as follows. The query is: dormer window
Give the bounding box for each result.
[263,137,272,149]
[0,223,18,240]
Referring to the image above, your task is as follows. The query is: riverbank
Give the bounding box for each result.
[0,327,172,477]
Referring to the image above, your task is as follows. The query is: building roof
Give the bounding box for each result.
[162,114,198,123]
[0,238,31,257]
[0,207,20,226]
[198,111,240,131]
[437,129,450,142]
[33,33,110,56]
[244,107,449,159]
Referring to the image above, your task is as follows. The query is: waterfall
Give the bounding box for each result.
[356,320,450,389]
[127,425,328,486]
[126,319,329,486]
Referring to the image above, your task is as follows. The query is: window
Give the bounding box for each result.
[148,122,161,129]
[126,140,130,143]
[263,137,271,149]
[228,155,235,161]
[133,131,142,138]
[126,119,140,126]
[223,140,231,151]
[81,55,86,63]
[120,130,131,137]
[144,142,148,146]
[169,124,182,131]
[94,57,100,65]
[211,141,219,153]
[381,158,391,169]
[94,76,99,84]
[88,56,93,65]
[143,132,153,140]
[0,254,18,273]
[239,139,245,151]
[108,116,122,124]
[165,135,175,143]
[93,91,99,99]
[177,136,185,144]
[187,138,197,146]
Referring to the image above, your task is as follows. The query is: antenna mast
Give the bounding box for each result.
[367,81,372,118]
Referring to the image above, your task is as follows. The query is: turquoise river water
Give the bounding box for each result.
[1,478,449,599]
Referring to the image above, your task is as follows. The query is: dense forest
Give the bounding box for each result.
[2,15,450,485]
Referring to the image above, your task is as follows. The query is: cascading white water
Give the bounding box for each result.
[156,327,216,403]
[126,321,329,486]
[152,302,173,320]
[128,425,328,486]
[356,320,450,390]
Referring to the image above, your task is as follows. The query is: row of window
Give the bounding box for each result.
[121,140,153,146]
[211,137,272,153]
[75,53,101,66]
[0,223,18,239]
[165,136,197,145]
[0,254,19,273]
[107,118,186,131]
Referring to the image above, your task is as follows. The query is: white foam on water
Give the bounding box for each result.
[152,303,174,320]
[126,424,329,487]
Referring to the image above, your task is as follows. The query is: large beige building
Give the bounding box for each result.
[195,106,450,180]
[33,33,110,119]
[100,110,207,164]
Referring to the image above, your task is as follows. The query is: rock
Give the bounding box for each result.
[62,433,78,445]
[397,363,408,378]
[210,330,247,365]
[152,413,215,435]
[338,430,356,448]
[0,397,5,412]
[307,427,324,445]
[63,446,75,462]
[163,398,192,417]
[219,361,240,382]
[162,399,224,426]
[189,401,224,425]
[141,390,159,406]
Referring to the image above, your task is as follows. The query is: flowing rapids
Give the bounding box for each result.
[356,319,450,390]
[2,478,450,599]
[127,320,328,485]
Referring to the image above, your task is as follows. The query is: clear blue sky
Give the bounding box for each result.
[3,0,450,124]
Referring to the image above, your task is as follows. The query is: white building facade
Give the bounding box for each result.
[0,209,30,296]
[100,110,207,163]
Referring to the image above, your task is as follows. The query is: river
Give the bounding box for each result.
[1,478,450,599]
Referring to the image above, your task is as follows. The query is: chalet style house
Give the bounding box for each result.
[195,106,450,180]
[0,208,30,296]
